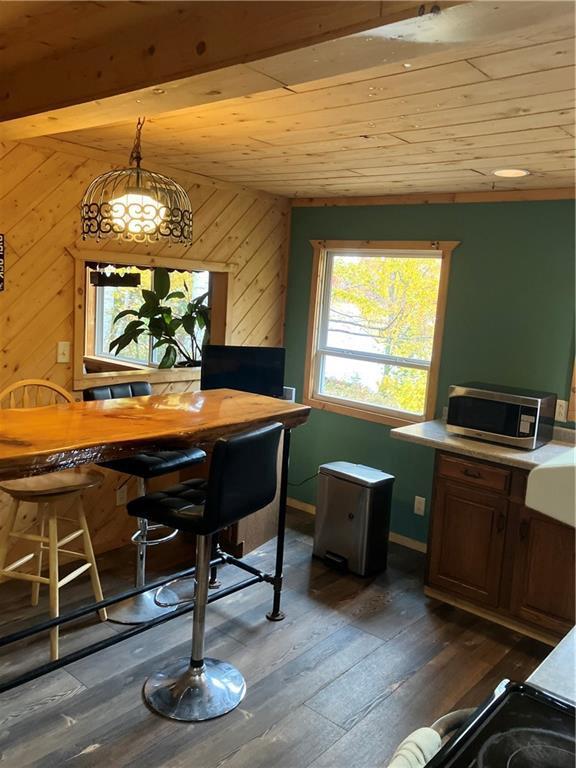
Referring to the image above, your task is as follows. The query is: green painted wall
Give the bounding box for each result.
[284,200,576,543]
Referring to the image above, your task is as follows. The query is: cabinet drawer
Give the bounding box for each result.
[438,454,511,493]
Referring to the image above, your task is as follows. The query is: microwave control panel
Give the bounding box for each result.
[518,406,538,435]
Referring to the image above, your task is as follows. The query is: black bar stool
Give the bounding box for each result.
[127,421,283,721]
[83,382,206,623]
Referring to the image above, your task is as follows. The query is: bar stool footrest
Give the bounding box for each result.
[131,526,178,547]
[143,657,246,721]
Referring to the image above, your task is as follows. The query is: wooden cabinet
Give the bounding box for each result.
[428,480,508,607]
[427,452,575,642]
[509,506,575,634]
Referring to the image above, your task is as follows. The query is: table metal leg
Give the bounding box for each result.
[209,533,221,589]
[266,428,290,622]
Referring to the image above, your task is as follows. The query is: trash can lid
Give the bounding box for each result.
[318,461,394,487]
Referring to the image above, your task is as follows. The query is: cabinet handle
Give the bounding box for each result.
[497,513,506,533]
[519,519,529,540]
[463,468,481,479]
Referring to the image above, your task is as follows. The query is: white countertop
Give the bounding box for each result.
[528,627,576,702]
[390,419,575,470]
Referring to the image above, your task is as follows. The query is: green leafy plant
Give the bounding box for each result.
[109,268,210,368]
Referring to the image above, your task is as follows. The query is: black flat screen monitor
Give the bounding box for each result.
[201,345,285,398]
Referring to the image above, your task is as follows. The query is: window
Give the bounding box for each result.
[305,240,457,426]
[91,266,210,367]
[93,266,152,367]
[73,250,233,390]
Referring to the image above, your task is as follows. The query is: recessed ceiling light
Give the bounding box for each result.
[153,88,166,95]
[493,168,530,178]
[403,63,412,68]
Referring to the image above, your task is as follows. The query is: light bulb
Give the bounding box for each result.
[109,190,167,235]
[493,169,530,178]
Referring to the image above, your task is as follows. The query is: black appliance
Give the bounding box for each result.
[200,345,285,398]
[426,681,575,767]
[447,383,556,450]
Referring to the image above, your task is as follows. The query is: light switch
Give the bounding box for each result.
[414,496,426,516]
[555,399,568,422]
[57,341,71,363]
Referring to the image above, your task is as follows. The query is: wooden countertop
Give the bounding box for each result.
[528,627,576,702]
[0,389,310,481]
[391,419,575,470]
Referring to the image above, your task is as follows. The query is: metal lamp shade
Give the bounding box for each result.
[81,166,193,245]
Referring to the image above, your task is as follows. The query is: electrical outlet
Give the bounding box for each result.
[442,405,448,420]
[555,399,568,422]
[116,485,128,506]
[57,341,71,363]
[414,496,426,516]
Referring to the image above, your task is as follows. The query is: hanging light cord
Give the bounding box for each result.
[129,117,146,168]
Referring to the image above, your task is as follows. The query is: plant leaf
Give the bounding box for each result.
[182,315,196,335]
[148,317,168,338]
[158,345,177,368]
[110,334,136,355]
[152,339,171,349]
[166,291,185,301]
[112,309,139,324]
[122,320,145,334]
[141,289,159,306]
[154,268,170,300]
[139,302,161,318]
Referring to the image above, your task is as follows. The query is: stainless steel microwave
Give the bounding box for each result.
[446,383,557,450]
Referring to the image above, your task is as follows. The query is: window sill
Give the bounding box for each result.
[83,355,151,374]
[303,394,423,428]
[74,366,201,391]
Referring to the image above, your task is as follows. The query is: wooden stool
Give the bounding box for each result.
[0,470,108,660]
[0,379,108,660]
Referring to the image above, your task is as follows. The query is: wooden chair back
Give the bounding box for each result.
[0,379,75,409]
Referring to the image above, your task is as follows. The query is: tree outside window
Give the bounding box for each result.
[306,241,456,425]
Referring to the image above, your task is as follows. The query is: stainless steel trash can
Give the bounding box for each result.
[313,461,394,577]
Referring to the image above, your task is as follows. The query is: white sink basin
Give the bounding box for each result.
[526,446,576,527]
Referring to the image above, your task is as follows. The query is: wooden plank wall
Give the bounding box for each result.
[0,138,290,566]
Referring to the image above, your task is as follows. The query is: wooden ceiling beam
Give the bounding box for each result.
[0,0,440,139]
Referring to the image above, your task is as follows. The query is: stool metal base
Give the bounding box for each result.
[154,578,195,608]
[144,657,246,721]
[107,588,177,625]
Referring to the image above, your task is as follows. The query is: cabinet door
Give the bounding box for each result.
[509,508,575,634]
[428,479,508,607]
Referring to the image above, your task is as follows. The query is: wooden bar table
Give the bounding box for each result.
[0,388,310,479]
[0,389,310,691]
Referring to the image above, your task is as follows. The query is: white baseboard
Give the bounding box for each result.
[287,497,316,515]
[388,532,427,553]
[287,497,427,554]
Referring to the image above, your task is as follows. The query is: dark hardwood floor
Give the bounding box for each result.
[0,509,549,767]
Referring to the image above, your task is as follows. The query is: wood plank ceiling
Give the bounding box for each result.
[19,2,576,197]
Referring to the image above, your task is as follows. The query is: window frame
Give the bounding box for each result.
[303,239,459,428]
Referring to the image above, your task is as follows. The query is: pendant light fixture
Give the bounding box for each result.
[80,118,192,245]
